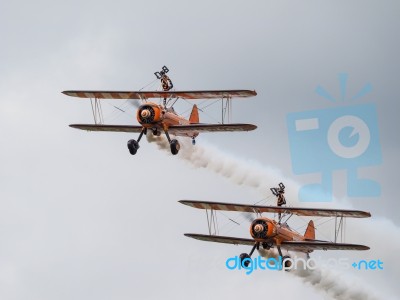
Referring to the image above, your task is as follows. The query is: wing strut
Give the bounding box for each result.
[205,208,219,235]
[334,216,346,243]
[90,98,104,124]
[221,95,232,124]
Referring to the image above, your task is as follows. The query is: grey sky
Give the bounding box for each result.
[1,1,399,299]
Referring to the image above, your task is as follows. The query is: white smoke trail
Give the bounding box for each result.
[294,267,379,300]
[147,135,397,300]
[291,251,381,300]
[147,134,300,198]
[257,249,380,300]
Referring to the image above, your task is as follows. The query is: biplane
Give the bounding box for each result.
[63,66,257,155]
[180,183,371,268]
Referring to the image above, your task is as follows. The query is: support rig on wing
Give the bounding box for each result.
[239,183,291,268]
[127,66,181,155]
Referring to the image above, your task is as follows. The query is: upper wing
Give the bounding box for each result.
[62,90,257,100]
[69,124,257,133]
[179,200,371,218]
[184,233,370,251]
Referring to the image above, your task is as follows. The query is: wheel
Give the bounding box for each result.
[282,255,292,271]
[127,140,139,155]
[239,253,251,267]
[192,138,196,145]
[127,139,139,155]
[170,139,180,155]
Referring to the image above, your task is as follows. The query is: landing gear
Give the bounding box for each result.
[164,129,180,155]
[276,245,291,271]
[152,128,161,136]
[262,241,273,250]
[277,245,283,257]
[239,242,259,267]
[192,138,196,145]
[127,128,146,155]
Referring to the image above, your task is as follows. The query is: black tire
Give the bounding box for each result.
[170,139,180,155]
[127,139,139,155]
[239,253,251,267]
[282,255,292,271]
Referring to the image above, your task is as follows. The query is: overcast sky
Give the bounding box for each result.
[1,1,399,299]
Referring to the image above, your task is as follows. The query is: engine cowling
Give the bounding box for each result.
[250,218,276,241]
[136,104,162,124]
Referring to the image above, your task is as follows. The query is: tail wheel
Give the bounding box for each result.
[127,139,139,155]
[262,241,273,250]
[170,139,180,155]
[152,128,161,136]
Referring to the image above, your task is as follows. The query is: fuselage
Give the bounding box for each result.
[250,217,305,245]
[136,102,198,138]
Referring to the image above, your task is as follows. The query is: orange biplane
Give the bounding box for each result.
[180,183,371,267]
[63,66,257,155]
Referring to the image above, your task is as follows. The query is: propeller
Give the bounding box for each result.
[128,100,140,109]
[242,212,255,223]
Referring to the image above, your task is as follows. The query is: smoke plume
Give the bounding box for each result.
[146,134,299,197]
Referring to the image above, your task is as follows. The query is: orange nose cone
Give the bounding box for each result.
[141,109,150,118]
[254,224,264,233]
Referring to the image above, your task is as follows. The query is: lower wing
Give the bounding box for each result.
[184,233,370,252]
[169,123,257,133]
[69,124,143,133]
[69,123,257,133]
[185,233,255,246]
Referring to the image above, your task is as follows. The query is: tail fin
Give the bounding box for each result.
[304,220,315,240]
[189,104,199,124]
